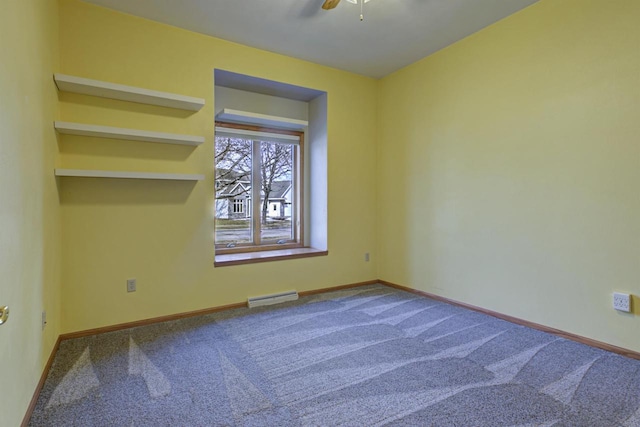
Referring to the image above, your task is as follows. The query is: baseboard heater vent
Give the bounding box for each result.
[248,290,298,308]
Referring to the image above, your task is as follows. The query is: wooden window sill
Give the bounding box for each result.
[214,247,328,267]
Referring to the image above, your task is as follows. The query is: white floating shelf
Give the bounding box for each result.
[54,73,205,111]
[54,121,205,146]
[55,169,204,181]
[216,108,308,130]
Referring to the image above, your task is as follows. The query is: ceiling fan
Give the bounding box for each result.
[322,0,372,20]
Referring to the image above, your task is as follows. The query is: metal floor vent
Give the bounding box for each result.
[248,290,299,308]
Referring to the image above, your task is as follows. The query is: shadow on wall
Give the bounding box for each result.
[58,92,197,119]
[57,134,197,162]
[58,178,199,205]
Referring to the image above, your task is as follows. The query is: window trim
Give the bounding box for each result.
[214,247,328,267]
[214,121,304,255]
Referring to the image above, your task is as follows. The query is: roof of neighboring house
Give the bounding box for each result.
[267,181,291,200]
[216,168,250,197]
[216,169,291,200]
[217,180,291,200]
[216,168,249,183]
[219,182,249,198]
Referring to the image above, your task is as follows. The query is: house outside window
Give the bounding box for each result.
[214,123,303,252]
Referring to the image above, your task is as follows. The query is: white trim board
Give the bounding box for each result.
[55,169,205,181]
[54,121,205,146]
[216,108,308,130]
[54,73,205,111]
[215,126,300,145]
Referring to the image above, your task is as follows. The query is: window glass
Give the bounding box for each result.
[214,137,252,246]
[214,124,302,252]
[260,141,294,244]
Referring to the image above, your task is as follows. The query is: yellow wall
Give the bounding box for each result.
[4,0,640,422]
[58,0,378,332]
[378,0,640,352]
[0,0,61,424]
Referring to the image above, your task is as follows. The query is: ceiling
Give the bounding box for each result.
[81,0,538,79]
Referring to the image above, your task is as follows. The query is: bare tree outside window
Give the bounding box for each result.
[215,137,251,198]
[215,137,252,245]
[260,141,292,225]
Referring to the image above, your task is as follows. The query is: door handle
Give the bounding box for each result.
[0,306,9,325]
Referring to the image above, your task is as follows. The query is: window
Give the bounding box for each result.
[214,123,303,253]
[232,198,244,214]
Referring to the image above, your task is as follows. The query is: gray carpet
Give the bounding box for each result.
[30,284,640,426]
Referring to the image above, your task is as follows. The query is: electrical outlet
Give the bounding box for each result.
[42,311,47,330]
[364,252,370,262]
[613,292,631,312]
[127,278,137,293]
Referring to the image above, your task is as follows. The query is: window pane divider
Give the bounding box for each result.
[251,140,262,246]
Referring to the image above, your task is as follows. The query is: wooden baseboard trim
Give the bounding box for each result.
[21,336,62,427]
[60,279,379,341]
[298,280,378,297]
[59,301,248,340]
[379,280,640,360]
